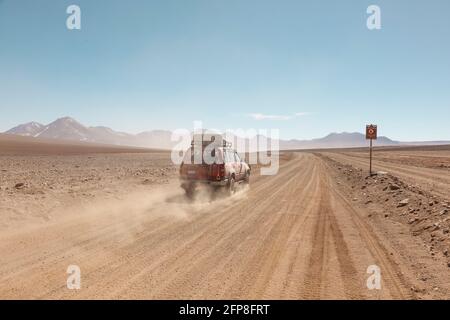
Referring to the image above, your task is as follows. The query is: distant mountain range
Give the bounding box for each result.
[4,117,449,150]
[5,117,175,149]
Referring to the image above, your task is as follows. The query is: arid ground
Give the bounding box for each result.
[0,137,449,299]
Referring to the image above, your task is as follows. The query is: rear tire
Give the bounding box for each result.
[228,176,236,196]
[184,184,195,199]
[244,171,250,184]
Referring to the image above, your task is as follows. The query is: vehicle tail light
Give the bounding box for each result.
[211,163,225,180]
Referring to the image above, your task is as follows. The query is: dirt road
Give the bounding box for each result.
[0,153,449,299]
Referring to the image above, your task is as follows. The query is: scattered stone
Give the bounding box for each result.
[432,223,440,231]
[389,184,401,191]
[14,183,25,189]
[398,199,409,207]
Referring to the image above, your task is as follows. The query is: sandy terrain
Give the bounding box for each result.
[0,141,449,299]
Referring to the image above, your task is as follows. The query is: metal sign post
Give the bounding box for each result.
[366,125,377,176]
[369,138,373,175]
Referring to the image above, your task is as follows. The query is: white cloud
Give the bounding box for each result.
[294,112,311,117]
[248,112,311,121]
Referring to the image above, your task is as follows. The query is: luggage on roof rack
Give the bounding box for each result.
[191,133,232,148]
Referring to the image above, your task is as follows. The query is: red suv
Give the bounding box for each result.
[179,136,251,197]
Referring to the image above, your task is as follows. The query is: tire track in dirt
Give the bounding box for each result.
[220,158,318,299]
[51,154,308,298]
[111,155,310,298]
[301,161,363,299]
[321,158,415,299]
[0,152,428,299]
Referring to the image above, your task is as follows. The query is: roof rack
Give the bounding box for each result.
[191,134,232,148]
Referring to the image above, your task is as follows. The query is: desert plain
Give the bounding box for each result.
[0,134,449,299]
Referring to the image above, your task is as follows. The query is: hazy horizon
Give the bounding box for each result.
[4,115,450,143]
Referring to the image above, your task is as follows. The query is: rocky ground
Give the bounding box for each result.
[319,151,450,296]
[0,153,177,231]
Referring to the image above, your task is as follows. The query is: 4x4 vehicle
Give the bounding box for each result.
[179,134,251,198]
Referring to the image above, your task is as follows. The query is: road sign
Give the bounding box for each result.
[366,124,377,176]
[366,125,377,140]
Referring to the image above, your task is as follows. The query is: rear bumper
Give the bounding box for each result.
[180,177,229,188]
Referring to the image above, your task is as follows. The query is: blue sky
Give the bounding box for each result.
[0,0,449,140]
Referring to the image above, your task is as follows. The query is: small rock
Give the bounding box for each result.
[389,184,401,191]
[14,183,25,189]
[398,199,409,207]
